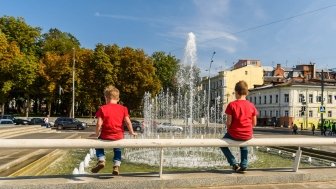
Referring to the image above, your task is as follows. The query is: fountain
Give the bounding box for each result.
[124,32,257,168]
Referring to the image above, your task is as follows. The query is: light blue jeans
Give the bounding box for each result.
[220,133,248,168]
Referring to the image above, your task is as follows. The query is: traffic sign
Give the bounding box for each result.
[319,106,326,113]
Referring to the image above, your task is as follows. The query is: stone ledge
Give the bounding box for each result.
[0,168,335,189]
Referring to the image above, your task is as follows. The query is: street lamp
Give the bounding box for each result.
[72,48,76,118]
[207,51,216,132]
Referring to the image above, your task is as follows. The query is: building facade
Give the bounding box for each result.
[201,59,264,109]
[249,81,336,129]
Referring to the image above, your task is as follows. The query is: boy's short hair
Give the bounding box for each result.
[104,85,120,100]
[234,80,249,95]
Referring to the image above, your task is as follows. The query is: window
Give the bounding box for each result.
[284,94,289,103]
[328,111,332,117]
[316,95,322,103]
[299,94,305,103]
[269,95,272,104]
[264,111,267,117]
[264,96,267,104]
[270,110,273,117]
[309,94,313,103]
[259,96,261,104]
[284,110,289,117]
[328,95,332,104]
[254,97,256,104]
[309,111,313,117]
[275,95,279,103]
[276,110,279,117]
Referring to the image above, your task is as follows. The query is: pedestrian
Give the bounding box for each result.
[220,81,258,174]
[300,123,303,132]
[323,125,327,136]
[43,115,50,128]
[332,122,336,136]
[312,124,315,135]
[292,124,298,135]
[91,85,137,175]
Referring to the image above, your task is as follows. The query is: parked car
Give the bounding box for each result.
[29,118,47,126]
[124,119,144,133]
[0,115,15,121]
[14,118,30,125]
[54,117,87,130]
[156,122,183,132]
[0,119,14,125]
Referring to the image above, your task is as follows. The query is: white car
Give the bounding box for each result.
[156,123,183,132]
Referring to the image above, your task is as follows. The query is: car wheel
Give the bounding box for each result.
[177,128,182,132]
[158,128,163,132]
[77,125,81,130]
[135,127,141,131]
[57,125,63,130]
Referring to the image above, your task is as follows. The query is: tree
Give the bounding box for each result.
[0,16,41,54]
[38,28,81,116]
[0,16,41,116]
[40,28,80,55]
[115,47,161,113]
[151,51,179,94]
[0,32,16,115]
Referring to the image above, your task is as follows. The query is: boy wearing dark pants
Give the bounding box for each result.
[220,81,257,173]
[91,85,137,175]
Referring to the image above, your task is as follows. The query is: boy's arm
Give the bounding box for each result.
[96,117,103,137]
[252,116,257,127]
[226,114,232,129]
[125,116,137,136]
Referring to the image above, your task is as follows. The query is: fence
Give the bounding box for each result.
[0,138,335,178]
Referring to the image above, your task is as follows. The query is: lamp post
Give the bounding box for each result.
[207,51,216,132]
[72,48,75,118]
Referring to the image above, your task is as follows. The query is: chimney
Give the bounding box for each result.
[276,64,281,69]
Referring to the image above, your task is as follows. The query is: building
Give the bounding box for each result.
[201,59,264,109]
[249,63,336,129]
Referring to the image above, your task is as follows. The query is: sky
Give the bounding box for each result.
[1,0,336,76]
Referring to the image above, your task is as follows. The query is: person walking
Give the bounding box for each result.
[91,85,137,175]
[312,124,316,135]
[43,115,50,128]
[220,81,258,174]
[292,124,298,135]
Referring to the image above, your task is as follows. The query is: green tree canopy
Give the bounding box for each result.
[151,51,179,94]
[0,16,41,54]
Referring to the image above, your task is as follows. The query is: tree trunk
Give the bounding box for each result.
[25,98,31,118]
[1,103,4,116]
[47,100,52,116]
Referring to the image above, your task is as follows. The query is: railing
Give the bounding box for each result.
[0,138,335,178]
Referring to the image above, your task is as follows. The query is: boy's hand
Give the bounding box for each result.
[129,131,137,137]
[88,133,98,138]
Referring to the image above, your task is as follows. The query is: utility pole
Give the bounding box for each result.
[320,69,324,130]
[207,51,216,133]
[72,48,75,118]
[305,88,308,129]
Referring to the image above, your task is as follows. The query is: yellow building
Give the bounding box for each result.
[201,59,264,108]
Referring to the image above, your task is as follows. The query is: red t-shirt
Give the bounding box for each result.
[95,103,129,140]
[225,100,257,140]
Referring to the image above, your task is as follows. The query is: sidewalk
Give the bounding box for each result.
[1,167,336,189]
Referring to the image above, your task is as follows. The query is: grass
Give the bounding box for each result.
[39,148,310,175]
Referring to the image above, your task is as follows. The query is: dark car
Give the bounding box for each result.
[14,118,30,125]
[124,119,144,133]
[54,117,87,130]
[29,118,48,127]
